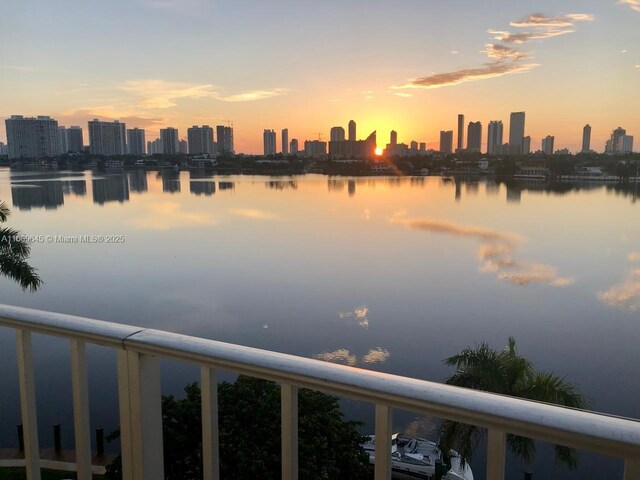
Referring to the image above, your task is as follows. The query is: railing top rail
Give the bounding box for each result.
[2,304,640,460]
[0,304,142,347]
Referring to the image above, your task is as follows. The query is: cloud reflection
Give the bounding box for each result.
[393,216,573,287]
[598,260,640,311]
[132,201,218,230]
[228,208,277,220]
[314,347,390,366]
[339,305,369,328]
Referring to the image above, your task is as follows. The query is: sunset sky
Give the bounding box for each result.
[1,0,639,154]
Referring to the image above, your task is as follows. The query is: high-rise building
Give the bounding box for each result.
[147,138,163,155]
[390,130,398,145]
[304,140,327,158]
[0,142,8,156]
[457,114,465,150]
[67,126,83,152]
[419,142,426,152]
[88,119,126,156]
[410,140,418,150]
[179,139,188,154]
[263,129,276,155]
[522,136,531,155]
[5,115,60,159]
[348,120,356,141]
[542,135,555,155]
[216,125,234,154]
[487,121,503,155]
[618,135,634,154]
[330,126,345,142]
[582,124,591,153]
[281,128,289,155]
[440,130,453,154]
[58,126,68,155]
[467,121,482,151]
[127,128,146,155]
[187,125,214,155]
[290,139,299,154]
[160,128,179,155]
[509,112,526,154]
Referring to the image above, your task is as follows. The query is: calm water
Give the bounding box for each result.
[0,168,639,479]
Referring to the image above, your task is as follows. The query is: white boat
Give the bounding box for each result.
[362,433,474,480]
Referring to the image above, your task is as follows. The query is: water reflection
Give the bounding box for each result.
[189,172,216,196]
[158,171,181,193]
[338,306,369,328]
[11,183,64,210]
[266,180,297,190]
[8,172,87,210]
[314,347,390,366]
[128,170,148,193]
[92,175,130,205]
[393,215,573,287]
[598,253,640,311]
[218,181,235,192]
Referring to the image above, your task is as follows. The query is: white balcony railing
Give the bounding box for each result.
[1,304,639,480]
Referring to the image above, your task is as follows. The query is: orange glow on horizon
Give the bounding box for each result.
[375,147,383,156]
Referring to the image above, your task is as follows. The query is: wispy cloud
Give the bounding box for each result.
[393,11,592,90]
[394,92,413,98]
[393,61,537,90]
[119,79,287,108]
[392,216,573,287]
[619,0,640,12]
[2,65,36,72]
[510,13,594,27]
[488,29,574,44]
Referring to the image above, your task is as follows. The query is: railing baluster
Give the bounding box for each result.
[624,458,640,480]
[281,383,298,480]
[201,367,220,480]
[70,340,92,480]
[117,350,164,480]
[374,404,392,480]
[16,329,41,480]
[486,428,506,480]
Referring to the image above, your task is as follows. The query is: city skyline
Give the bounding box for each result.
[1,1,639,153]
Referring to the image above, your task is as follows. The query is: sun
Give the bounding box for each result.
[375,147,383,156]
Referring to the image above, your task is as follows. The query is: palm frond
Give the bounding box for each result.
[522,371,589,410]
[0,253,43,291]
[439,420,484,466]
[0,227,32,257]
[506,434,536,464]
[0,201,9,223]
[554,444,578,471]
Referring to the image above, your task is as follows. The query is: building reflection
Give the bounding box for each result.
[158,171,181,193]
[327,179,345,192]
[128,170,148,193]
[61,180,87,197]
[218,181,235,192]
[11,182,64,210]
[189,171,215,196]
[266,180,297,190]
[92,174,130,205]
[348,180,356,197]
[505,182,522,203]
[455,178,461,201]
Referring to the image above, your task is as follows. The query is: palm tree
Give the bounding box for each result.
[440,337,588,470]
[0,201,42,291]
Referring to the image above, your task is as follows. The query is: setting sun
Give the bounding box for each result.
[375,147,383,156]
